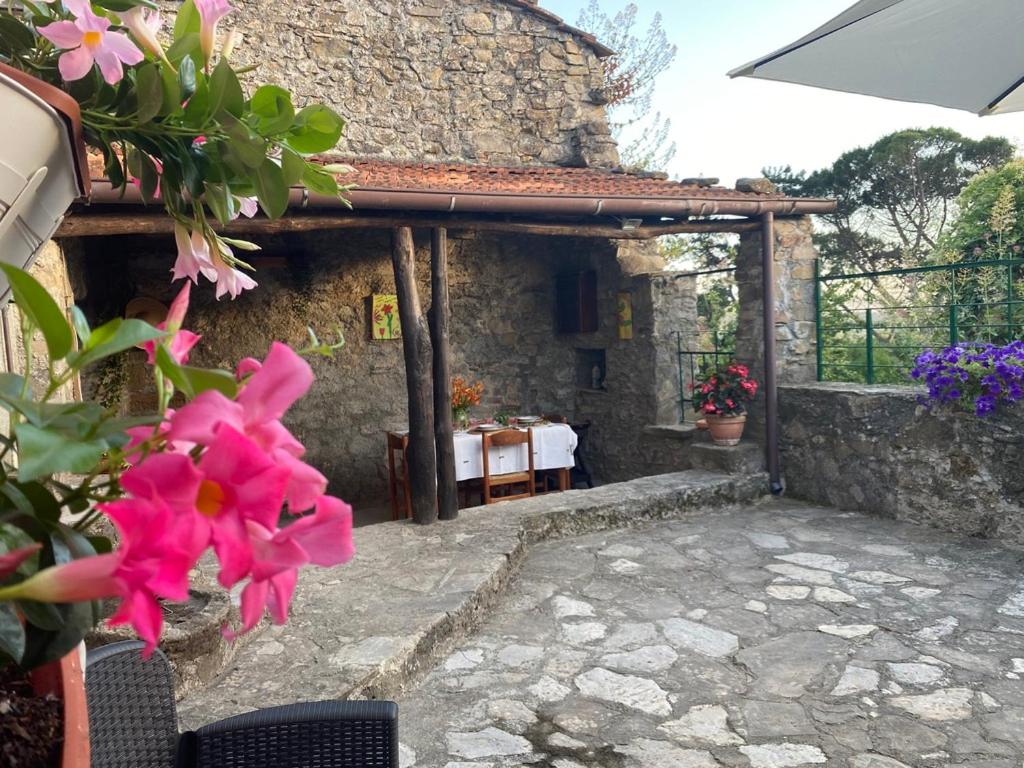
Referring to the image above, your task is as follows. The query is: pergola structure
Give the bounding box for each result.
[58,159,835,524]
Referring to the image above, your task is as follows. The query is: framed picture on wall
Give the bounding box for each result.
[371,294,401,340]
[617,292,633,340]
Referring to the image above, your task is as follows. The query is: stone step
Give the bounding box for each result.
[689,441,766,475]
[176,469,768,728]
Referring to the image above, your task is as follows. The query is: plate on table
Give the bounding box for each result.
[516,415,541,425]
[474,423,504,432]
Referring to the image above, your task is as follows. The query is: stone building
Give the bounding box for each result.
[38,0,829,514]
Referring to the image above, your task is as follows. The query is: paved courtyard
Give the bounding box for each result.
[397,500,1024,768]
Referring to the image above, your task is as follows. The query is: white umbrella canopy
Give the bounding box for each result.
[729,0,1024,116]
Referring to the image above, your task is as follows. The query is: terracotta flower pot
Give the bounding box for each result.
[29,646,91,767]
[705,413,747,446]
[0,62,90,302]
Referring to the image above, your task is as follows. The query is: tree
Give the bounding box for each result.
[766,128,1016,382]
[576,1,678,170]
[765,128,1014,277]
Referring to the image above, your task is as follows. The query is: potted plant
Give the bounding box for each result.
[911,341,1024,416]
[451,377,483,432]
[0,0,349,300]
[692,362,759,446]
[0,266,350,766]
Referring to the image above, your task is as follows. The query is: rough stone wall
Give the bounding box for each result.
[70,230,688,506]
[200,0,618,167]
[780,382,1024,545]
[573,268,698,482]
[736,215,819,437]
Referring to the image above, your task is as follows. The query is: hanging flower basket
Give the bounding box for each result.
[0,62,90,302]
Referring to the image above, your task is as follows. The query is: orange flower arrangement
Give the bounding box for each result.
[451,377,484,411]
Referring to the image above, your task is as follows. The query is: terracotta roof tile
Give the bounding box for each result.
[333,158,791,202]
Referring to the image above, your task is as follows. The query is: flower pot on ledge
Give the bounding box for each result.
[0,62,90,302]
[705,413,747,446]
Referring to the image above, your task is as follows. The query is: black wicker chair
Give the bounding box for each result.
[86,641,399,768]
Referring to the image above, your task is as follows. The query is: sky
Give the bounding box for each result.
[541,0,1024,183]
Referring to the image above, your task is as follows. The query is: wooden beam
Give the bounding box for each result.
[55,211,762,239]
[391,227,438,525]
[429,228,458,521]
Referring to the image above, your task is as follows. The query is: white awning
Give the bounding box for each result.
[729,0,1024,115]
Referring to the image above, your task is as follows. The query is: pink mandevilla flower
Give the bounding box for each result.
[140,281,202,365]
[232,495,354,636]
[38,3,143,85]
[6,492,201,654]
[117,6,165,60]
[172,224,217,284]
[170,342,328,512]
[209,239,257,300]
[194,0,233,63]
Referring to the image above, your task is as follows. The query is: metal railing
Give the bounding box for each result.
[675,331,735,422]
[815,257,1024,383]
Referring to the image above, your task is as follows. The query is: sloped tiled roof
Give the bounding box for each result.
[338,159,791,202]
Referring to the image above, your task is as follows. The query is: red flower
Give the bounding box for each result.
[726,399,735,409]
[703,402,717,413]
[734,364,750,377]
[381,304,394,315]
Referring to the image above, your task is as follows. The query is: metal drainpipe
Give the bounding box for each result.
[762,212,783,495]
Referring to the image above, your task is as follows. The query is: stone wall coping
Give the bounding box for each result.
[780,381,923,399]
[177,470,767,727]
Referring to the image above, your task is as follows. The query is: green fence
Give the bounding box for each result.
[815,257,1024,383]
[675,331,734,421]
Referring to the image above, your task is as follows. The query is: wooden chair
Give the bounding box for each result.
[481,429,535,505]
[386,432,412,520]
[535,414,570,494]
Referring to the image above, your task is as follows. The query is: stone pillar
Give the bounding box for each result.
[649,272,697,424]
[735,215,819,438]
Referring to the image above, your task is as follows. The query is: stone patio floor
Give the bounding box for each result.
[397,500,1024,768]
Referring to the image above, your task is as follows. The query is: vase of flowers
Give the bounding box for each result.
[451,377,483,432]
[0,0,349,301]
[692,363,759,446]
[0,267,349,765]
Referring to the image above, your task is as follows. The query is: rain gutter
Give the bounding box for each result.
[85,182,836,219]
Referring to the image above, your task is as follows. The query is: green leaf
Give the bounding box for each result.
[16,600,64,631]
[92,0,158,10]
[209,60,244,118]
[250,85,295,136]
[134,62,163,124]
[154,344,193,399]
[0,13,37,55]
[178,56,198,101]
[69,318,164,370]
[14,423,107,482]
[281,148,306,186]
[203,182,235,226]
[223,117,269,169]
[70,306,91,344]
[181,365,238,398]
[6,482,65,525]
[253,158,289,219]
[173,0,200,39]
[19,599,99,669]
[166,31,200,67]
[159,60,182,115]
[0,602,25,663]
[0,266,72,360]
[302,164,339,198]
[285,105,345,154]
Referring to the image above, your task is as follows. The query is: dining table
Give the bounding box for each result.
[452,422,578,482]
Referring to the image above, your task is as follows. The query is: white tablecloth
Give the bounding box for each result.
[452,424,577,482]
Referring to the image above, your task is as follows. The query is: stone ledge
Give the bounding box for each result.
[642,423,698,441]
[176,470,768,728]
[689,441,765,475]
[780,381,922,399]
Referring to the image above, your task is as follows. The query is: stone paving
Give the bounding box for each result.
[397,500,1024,768]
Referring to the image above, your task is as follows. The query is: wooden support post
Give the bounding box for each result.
[391,227,438,524]
[430,228,459,521]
